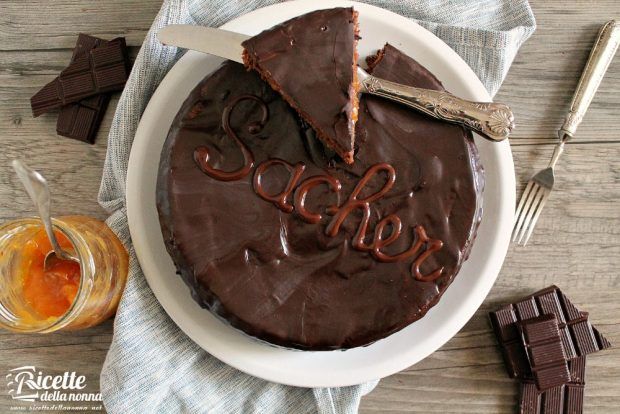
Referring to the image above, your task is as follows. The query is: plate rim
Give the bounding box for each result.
[126,0,515,387]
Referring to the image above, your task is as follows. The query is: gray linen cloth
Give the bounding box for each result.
[98,1,535,412]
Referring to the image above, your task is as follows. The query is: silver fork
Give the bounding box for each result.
[513,20,620,246]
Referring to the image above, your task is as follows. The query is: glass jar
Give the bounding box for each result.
[0,216,128,333]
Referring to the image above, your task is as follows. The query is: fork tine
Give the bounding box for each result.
[514,183,540,244]
[520,189,551,246]
[512,181,536,242]
[516,185,545,244]
[514,181,534,218]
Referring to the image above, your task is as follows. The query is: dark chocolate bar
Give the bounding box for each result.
[489,285,611,379]
[517,314,570,390]
[519,357,586,414]
[31,39,129,117]
[56,34,117,143]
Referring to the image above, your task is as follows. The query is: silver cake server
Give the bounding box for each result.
[158,25,514,142]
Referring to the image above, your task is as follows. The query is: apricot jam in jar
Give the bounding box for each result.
[0,216,128,333]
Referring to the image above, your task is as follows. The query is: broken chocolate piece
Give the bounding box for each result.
[519,357,586,414]
[489,285,611,379]
[56,34,122,143]
[31,39,129,117]
[518,314,570,390]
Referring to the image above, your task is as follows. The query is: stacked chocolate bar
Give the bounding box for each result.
[490,286,611,413]
[30,34,131,143]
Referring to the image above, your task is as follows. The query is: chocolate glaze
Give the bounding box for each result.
[247,151,444,278]
[242,7,359,164]
[157,44,484,350]
[193,94,265,181]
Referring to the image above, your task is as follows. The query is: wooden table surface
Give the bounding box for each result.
[1,1,619,413]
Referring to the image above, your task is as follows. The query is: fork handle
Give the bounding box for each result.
[559,20,620,140]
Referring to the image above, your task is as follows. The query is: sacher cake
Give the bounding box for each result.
[156,9,484,350]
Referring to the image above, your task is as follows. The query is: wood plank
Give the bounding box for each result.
[0,0,161,50]
[0,49,141,80]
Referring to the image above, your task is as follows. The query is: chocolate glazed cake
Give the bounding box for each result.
[156,44,484,350]
[242,7,360,164]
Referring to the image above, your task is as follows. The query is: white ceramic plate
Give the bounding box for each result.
[126,0,515,387]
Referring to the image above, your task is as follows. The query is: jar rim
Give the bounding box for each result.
[0,217,90,333]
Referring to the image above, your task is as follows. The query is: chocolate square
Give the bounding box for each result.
[518,314,570,391]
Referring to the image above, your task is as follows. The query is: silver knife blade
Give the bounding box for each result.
[157,25,249,63]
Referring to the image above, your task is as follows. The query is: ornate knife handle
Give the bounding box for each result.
[361,76,514,142]
[559,20,620,141]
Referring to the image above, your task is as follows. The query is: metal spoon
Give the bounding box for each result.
[12,160,80,269]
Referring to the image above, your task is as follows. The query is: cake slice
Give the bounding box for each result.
[242,7,360,164]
